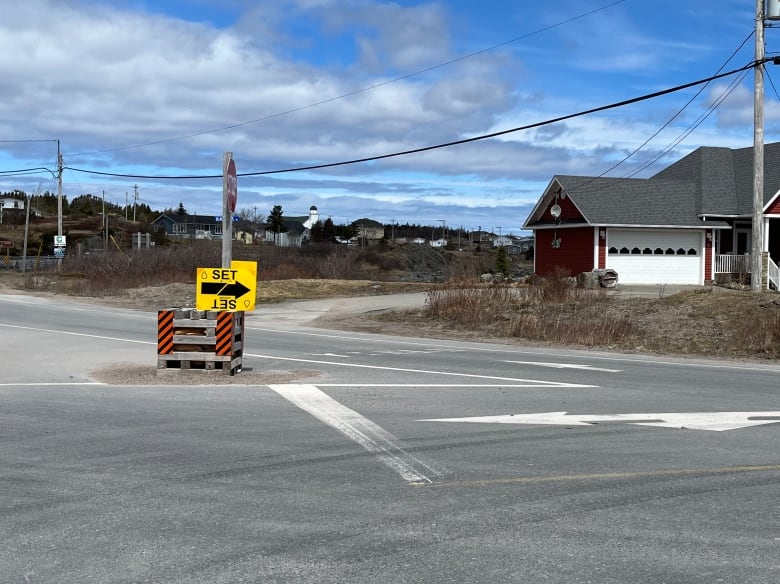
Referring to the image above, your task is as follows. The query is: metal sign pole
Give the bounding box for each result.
[222,152,235,268]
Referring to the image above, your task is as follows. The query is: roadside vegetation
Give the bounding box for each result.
[4,242,780,360]
[415,273,780,359]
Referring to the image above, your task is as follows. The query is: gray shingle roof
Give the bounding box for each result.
[524,142,780,229]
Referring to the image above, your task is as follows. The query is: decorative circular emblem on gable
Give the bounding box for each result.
[550,204,562,218]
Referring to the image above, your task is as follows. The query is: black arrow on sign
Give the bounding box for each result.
[200,281,251,299]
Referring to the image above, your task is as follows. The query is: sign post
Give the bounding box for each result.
[222,152,237,268]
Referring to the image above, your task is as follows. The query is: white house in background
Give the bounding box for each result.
[429,238,448,248]
[0,197,25,210]
[492,235,513,248]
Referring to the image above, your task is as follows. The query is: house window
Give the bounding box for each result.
[173,224,186,234]
[213,225,222,235]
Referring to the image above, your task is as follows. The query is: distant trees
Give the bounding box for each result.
[266,205,287,244]
[176,202,187,216]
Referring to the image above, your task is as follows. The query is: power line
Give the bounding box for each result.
[63,60,765,181]
[66,0,626,157]
[594,31,755,179]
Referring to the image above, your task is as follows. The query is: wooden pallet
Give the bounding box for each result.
[157,309,244,375]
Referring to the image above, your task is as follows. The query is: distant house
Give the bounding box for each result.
[265,206,320,247]
[152,213,224,239]
[429,238,448,248]
[0,197,25,211]
[354,218,385,243]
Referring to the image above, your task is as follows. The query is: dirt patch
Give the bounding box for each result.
[90,364,322,385]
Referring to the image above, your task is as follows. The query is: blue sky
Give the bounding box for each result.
[1,0,779,233]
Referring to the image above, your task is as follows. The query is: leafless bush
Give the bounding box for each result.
[731,312,780,354]
[510,310,633,346]
[530,267,575,303]
[425,282,525,327]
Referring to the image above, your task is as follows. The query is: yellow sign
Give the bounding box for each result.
[196,261,257,311]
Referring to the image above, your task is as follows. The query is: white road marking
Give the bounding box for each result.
[247,352,595,387]
[421,411,780,432]
[0,323,154,345]
[246,325,780,372]
[269,384,440,484]
[505,360,622,373]
[0,382,106,387]
[310,352,350,358]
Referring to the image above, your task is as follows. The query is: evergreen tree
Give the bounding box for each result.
[265,205,287,243]
[176,202,187,216]
[323,217,336,241]
[495,246,511,277]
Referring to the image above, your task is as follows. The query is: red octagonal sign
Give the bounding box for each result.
[226,158,238,213]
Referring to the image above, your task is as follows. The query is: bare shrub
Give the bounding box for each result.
[425,281,530,328]
[730,312,780,354]
[530,267,575,303]
[511,309,633,347]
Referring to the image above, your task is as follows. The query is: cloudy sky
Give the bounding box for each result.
[2,0,780,233]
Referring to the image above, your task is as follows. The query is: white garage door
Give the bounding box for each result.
[606,230,702,285]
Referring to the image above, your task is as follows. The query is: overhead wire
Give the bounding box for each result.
[590,30,755,180]
[65,0,627,157]
[63,60,766,181]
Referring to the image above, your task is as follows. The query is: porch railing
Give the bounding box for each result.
[715,253,750,274]
[768,256,780,290]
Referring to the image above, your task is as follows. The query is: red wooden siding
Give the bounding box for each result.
[535,227,596,276]
[766,197,780,214]
[540,194,584,222]
[704,230,713,281]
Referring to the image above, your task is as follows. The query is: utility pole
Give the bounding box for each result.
[752,0,766,291]
[125,192,128,223]
[133,184,139,222]
[57,140,63,238]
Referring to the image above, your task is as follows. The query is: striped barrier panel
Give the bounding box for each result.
[157,310,175,355]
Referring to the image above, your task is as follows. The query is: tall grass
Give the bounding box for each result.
[424,272,631,347]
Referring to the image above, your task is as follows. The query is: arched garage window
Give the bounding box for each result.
[665,248,675,254]
[608,247,618,254]
[643,248,652,254]
[687,248,697,255]
[631,247,641,254]
[654,248,664,254]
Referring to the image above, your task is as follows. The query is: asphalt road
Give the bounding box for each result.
[1,291,779,583]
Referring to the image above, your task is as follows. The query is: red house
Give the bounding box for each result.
[522,143,780,287]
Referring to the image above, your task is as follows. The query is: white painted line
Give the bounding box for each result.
[421,411,780,432]
[505,360,622,373]
[269,384,440,484]
[246,326,780,372]
[314,384,563,387]
[0,382,106,387]
[247,353,595,387]
[0,323,154,345]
